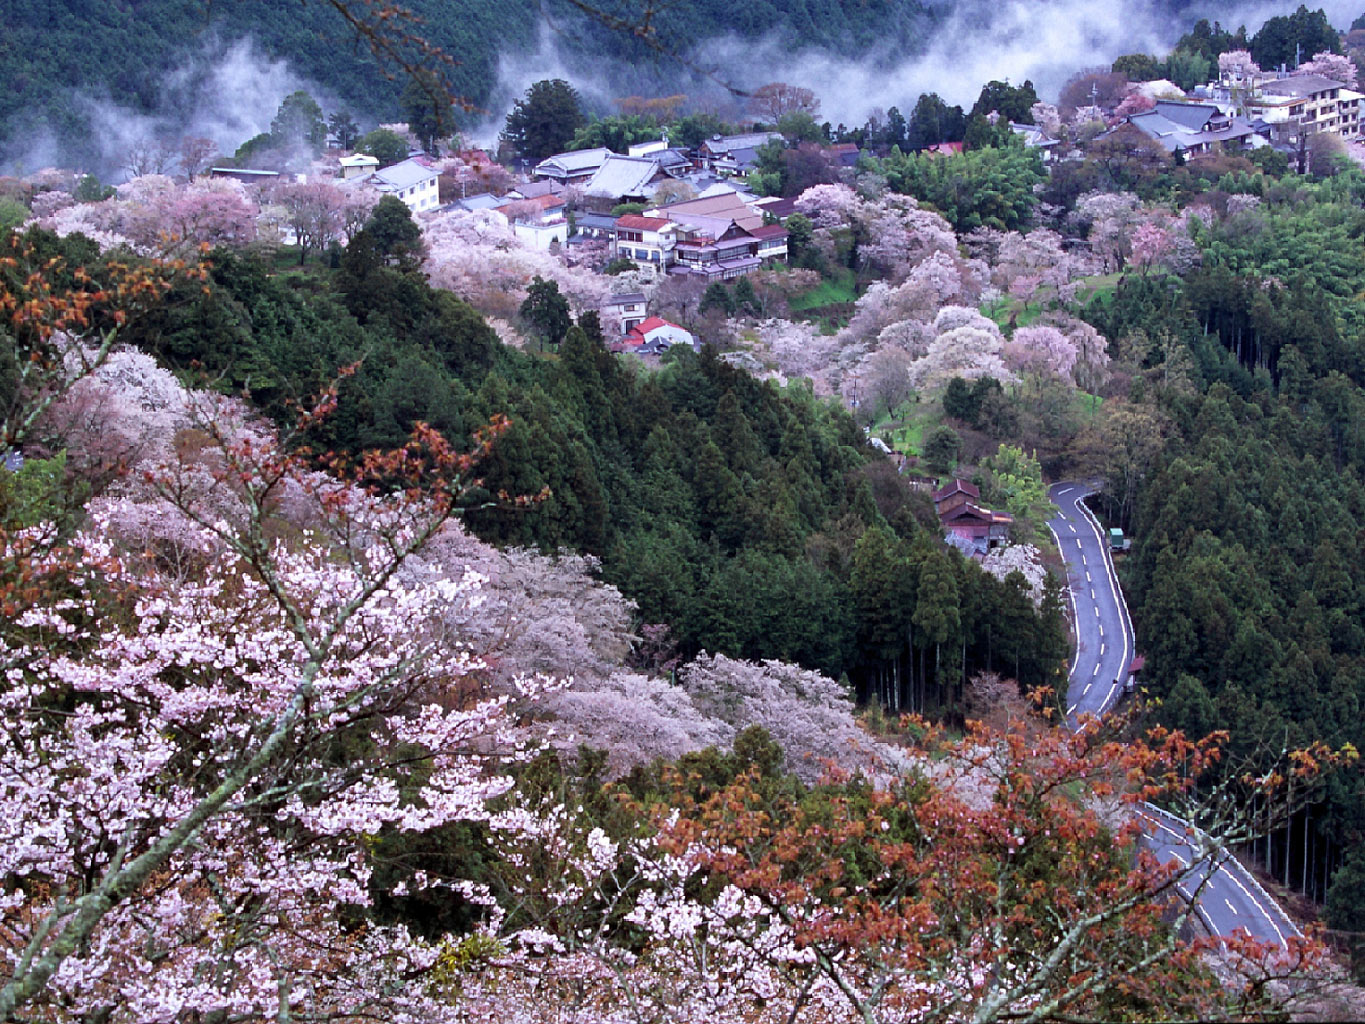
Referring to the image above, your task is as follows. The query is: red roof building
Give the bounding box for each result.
[614,214,672,231]
[933,479,1011,551]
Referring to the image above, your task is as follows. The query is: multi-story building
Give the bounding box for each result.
[1249,74,1363,142]
[608,190,789,280]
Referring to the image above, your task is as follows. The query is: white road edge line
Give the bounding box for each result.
[1057,486,1296,948]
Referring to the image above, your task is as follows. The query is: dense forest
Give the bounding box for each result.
[15,3,1365,1015]
[0,0,937,170]
[1071,167,1365,930]
[1,0,1260,174]
[80,212,1065,712]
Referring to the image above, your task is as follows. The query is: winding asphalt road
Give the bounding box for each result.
[1047,482,1299,946]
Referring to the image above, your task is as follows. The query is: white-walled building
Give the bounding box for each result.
[339,153,379,180]
[370,158,440,214]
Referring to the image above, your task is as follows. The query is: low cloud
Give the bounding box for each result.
[3,36,332,182]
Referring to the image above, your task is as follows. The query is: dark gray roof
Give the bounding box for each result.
[1151,101,1222,130]
[453,193,508,211]
[509,179,563,199]
[534,147,612,177]
[1261,74,1343,98]
[603,292,647,305]
[1123,103,1257,152]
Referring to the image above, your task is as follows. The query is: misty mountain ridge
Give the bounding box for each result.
[3,0,1362,177]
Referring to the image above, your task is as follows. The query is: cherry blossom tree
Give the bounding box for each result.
[1130,220,1172,274]
[28,190,74,219]
[474,709,1340,1024]
[1218,49,1261,79]
[987,227,1093,300]
[1004,324,1078,381]
[1295,51,1358,89]
[0,384,542,1020]
[981,543,1049,606]
[679,654,908,784]
[1113,89,1156,121]
[272,179,348,263]
[424,208,609,319]
[793,184,961,284]
[752,317,843,393]
[1030,101,1062,137]
[909,317,1017,392]
[1050,313,1112,392]
[338,184,381,244]
[1072,191,1141,271]
[0,233,184,449]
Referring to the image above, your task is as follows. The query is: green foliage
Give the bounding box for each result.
[1112,53,1163,81]
[270,90,327,153]
[776,111,825,143]
[1162,50,1215,92]
[328,111,361,151]
[0,453,82,532]
[401,72,456,154]
[699,282,735,316]
[906,92,966,150]
[569,115,661,153]
[107,239,1062,716]
[921,424,961,473]
[1175,18,1249,62]
[502,79,585,162]
[671,112,731,150]
[782,212,823,273]
[969,80,1039,123]
[0,198,28,236]
[360,129,410,167]
[1327,847,1365,932]
[1250,5,1342,69]
[874,142,1044,232]
[74,175,114,202]
[364,195,424,268]
[979,444,1049,542]
[609,202,646,217]
[519,277,573,350]
[0,0,523,170]
[233,132,276,168]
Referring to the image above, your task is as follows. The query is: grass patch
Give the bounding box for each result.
[790,268,857,311]
[1073,271,1122,303]
[983,271,1126,329]
[1076,391,1103,416]
[871,400,938,456]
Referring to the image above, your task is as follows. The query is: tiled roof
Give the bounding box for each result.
[582,155,662,198]
[701,131,783,153]
[749,224,788,239]
[510,180,563,199]
[1262,74,1343,98]
[933,479,979,502]
[615,214,671,230]
[372,158,438,190]
[535,148,612,175]
[632,316,670,335]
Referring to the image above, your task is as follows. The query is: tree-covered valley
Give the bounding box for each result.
[15,2,1365,1021]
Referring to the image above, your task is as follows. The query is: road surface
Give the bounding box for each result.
[1047,482,1299,945]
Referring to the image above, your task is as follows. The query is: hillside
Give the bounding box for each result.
[0,0,935,174]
